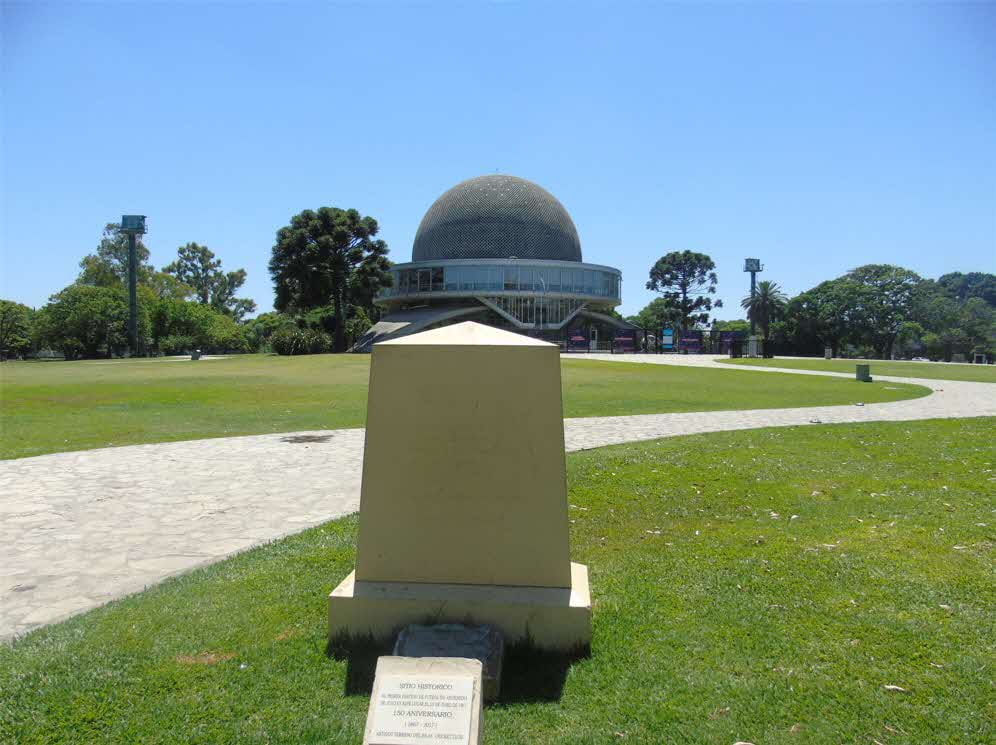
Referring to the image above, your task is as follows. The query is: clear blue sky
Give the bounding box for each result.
[3,2,994,319]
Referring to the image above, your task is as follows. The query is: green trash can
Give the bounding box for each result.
[855,364,871,382]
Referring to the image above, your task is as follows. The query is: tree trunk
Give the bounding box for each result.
[332,288,346,353]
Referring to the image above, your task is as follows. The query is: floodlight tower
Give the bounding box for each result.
[743,258,763,336]
[120,215,148,356]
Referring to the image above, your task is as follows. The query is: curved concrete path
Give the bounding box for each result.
[3,356,994,641]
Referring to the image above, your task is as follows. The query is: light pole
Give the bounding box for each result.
[744,258,763,337]
[120,215,147,356]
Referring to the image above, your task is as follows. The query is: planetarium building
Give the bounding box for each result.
[353,174,630,351]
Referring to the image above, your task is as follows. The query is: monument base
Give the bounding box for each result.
[329,562,591,651]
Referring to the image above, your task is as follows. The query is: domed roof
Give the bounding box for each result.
[412,175,582,263]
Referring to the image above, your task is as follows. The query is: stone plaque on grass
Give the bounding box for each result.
[364,656,482,745]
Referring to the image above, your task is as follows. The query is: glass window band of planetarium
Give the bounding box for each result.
[378,261,622,302]
[483,296,586,327]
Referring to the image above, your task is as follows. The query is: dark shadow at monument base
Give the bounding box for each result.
[327,633,589,704]
[327,633,390,696]
[496,641,589,704]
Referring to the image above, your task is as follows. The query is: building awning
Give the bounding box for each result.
[350,305,487,352]
[578,309,641,330]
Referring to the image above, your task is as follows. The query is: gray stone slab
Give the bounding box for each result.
[394,624,504,701]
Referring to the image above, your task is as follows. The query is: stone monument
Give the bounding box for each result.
[329,321,591,651]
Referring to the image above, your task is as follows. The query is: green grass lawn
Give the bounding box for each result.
[0,355,928,459]
[2,418,992,744]
[721,356,996,382]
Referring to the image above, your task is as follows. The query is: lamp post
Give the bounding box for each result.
[743,258,763,337]
[120,215,147,356]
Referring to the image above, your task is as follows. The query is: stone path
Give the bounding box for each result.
[3,356,994,641]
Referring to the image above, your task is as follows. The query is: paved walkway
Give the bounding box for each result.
[3,356,995,641]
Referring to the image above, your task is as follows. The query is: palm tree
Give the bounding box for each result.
[741,280,788,341]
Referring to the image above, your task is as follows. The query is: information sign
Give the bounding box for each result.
[369,675,474,745]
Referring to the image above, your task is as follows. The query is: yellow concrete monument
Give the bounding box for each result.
[329,321,591,650]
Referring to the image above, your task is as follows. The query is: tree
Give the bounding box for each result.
[163,243,220,303]
[37,285,138,359]
[960,297,996,355]
[627,297,682,332]
[646,250,722,333]
[147,293,251,355]
[712,319,751,333]
[345,306,374,348]
[0,300,33,360]
[210,268,256,321]
[269,207,392,352]
[741,280,788,341]
[146,271,194,301]
[843,264,922,357]
[243,311,296,352]
[77,223,154,288]
[936,272,996,306]
[163,243,257,320]
[778,279,859,356]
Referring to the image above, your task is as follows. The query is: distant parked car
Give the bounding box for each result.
[911,357,929,362]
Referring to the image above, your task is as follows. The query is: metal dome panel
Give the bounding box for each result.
[412,175,582,263]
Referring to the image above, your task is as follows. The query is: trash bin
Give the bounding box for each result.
[855,364,871,382]
[191,349,201,361]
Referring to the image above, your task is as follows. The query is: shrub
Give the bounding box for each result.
[159,335,196,356]
[270,327,332,355]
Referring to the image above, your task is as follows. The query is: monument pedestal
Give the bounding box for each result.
[330,562,591,651]
[329,322,592,654]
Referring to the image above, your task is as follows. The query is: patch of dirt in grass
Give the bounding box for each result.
[274,628,303,641]
[175,651,236,665]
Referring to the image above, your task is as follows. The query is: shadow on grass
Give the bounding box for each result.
[327,633,390,696]
[327,633,589,704]
[498,640,589,704]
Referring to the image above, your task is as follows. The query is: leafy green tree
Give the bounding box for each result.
[148,295,249,355]
[960,297,996,355]
[842,264,922,357]
[163,243,220,303]
[646,250,722,333]
[203,311,249,352]
[38,285,142,359]
[345,307,373,348]
[269,207,392,352]
[712,319,751,333]
[0,300,33,360]
[243,312,296,352]
[779,279,859,355]
[146,271,194,301]
[741,280,788,341]
[912,284,962,360]
[163,243,256,320]
[936,272,996,306]
[212,269,256,321]
[627,297,682,332]
[77,223,154,288]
